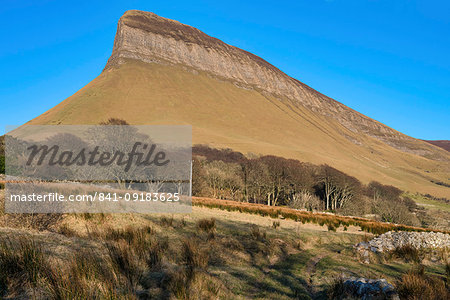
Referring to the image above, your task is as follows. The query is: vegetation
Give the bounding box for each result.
[0,202,448,299]
[0,187,448,299]
[192,145,443,228]
[390,244,424,264]
[192,197,449,235]
[396,265,449,300]
[1,123,447,228]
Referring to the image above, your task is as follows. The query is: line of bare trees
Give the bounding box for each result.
[192,145,423,226]
[193,145,361,209]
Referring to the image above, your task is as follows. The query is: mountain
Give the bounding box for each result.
[423,140,450,152]
[27,10,450,197]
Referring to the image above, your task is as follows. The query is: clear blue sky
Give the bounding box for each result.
[1,0,449,139]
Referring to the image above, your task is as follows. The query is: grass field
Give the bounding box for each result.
[0,190,448,299]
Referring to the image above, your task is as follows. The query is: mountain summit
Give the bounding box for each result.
[105,10,444,158]
[28,10,449,196]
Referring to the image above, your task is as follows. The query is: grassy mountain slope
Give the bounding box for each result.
[28,59,449,197]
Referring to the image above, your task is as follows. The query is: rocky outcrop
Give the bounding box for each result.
[104,10,446,159]
[341,277,399,300]
[355,231,450,254]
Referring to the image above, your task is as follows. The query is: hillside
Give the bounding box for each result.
[424,140,450,152]
[26,10,450,197]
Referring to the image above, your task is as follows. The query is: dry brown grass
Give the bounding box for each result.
[193,197,449,235]
[272,220,281,229]
[196,218,216,234]
[0,189,447,299]
[390,244,424,264]
[396,265,449,300]
[181,239,209,271]
[160,215,174,227]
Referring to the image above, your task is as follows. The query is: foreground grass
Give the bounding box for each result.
[0,190,448,299]
[0,203,448,299]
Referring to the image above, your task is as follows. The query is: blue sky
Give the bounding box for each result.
[1,0,449,139]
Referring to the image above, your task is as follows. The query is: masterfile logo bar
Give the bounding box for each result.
[4,125,192,213]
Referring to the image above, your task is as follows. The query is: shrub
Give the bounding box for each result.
[192,197,448,235]
[327,223,337,232]
[289,191,321,211]
[99,118,129,125]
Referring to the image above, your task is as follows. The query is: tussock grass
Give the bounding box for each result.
[104,225,153,254]
[57,223,77,237]
[160,215,174,227]
[0,238,46,295]
[105,239,142,289]
[390,244,424,264]
[0,194,447,299]
[0,236,130,298]
[272,220,280,229]
[181,239,209,271]
[197,218,216,234]
[396,265,449,300]
[326,276,352,300]
[250,224,267,241]
[45,250,120,299]
[0,213,62,231]
[146,237,168,268]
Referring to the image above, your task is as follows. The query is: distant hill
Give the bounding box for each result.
[26,10,450,197]
[423,140,450,152]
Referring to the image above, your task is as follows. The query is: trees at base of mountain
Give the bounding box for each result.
[192,145,422,226]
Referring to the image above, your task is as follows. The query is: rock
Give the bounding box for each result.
[355,231,450,254]
[342,277,399,300]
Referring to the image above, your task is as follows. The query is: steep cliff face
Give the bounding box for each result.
[104,10,441,158]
